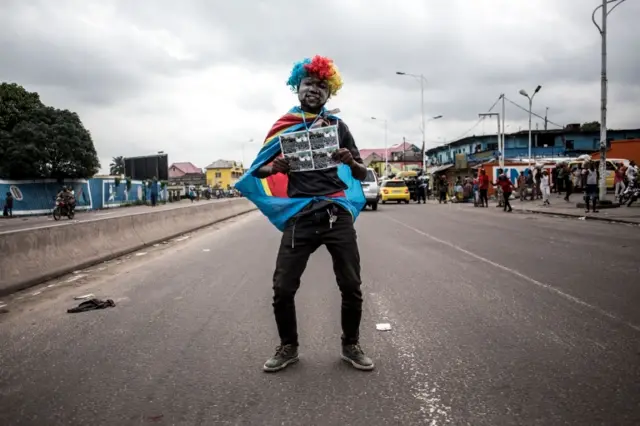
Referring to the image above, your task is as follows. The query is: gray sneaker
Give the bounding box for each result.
[263,345,299,372]
[341,344,375,371]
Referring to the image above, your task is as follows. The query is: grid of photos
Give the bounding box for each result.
[279,125,341,172]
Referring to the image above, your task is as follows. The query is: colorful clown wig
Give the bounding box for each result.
[286,55,343,96]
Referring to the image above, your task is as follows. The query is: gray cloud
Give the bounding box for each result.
[1,0,638,171]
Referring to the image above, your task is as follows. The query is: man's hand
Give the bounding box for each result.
[272,157,290,174]
[332,148,355,166]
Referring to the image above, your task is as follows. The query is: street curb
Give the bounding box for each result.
[515,208,640,225]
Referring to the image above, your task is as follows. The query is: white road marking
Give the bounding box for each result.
[370,293,451,425]
[46,284,57,288]
[384,215,640,333]
[65,275,87,283]
[135,252,147,257]
[31,291,42,296]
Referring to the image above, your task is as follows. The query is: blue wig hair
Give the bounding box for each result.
[286,56,343,96]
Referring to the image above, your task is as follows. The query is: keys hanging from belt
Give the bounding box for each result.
[327,209,338,229]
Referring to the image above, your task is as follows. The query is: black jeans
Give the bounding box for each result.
[272,206,362,347]
[479,189,488,206]
[439,191,447,203]
[503,192,512,211]
[417,188,426,203]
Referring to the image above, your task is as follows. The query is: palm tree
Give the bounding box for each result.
[109,156,125,175]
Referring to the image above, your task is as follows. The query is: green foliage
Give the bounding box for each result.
[581,121,601,132]
[110,156,125,175]
[114,176,121,187]
[125,177,132,192]
[0,82,100,179]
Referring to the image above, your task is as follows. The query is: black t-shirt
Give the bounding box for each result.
[272,119,364,198]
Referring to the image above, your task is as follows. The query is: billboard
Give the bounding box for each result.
[124,154,168,181]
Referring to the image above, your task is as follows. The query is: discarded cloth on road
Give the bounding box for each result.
[67,298,116,313]
[234,106,365,231]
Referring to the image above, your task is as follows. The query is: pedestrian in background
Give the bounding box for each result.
[583,161,600,213]
[541,170,552,206]
[496,175,514,212]
[517,171,526,201]
[614,163,626,201]
[3,191,14,217]
[478,169,489,207]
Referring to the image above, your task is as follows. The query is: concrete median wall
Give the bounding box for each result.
[0,198,255,296]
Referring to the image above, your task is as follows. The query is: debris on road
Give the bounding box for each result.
[67,298,116,314]
[135,252,148,257]
[73,293,95,300]
[376,323,392,331]
[578,217,586,220]
[202,249,211,252]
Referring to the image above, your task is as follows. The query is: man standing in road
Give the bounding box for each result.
[235,56,373,373]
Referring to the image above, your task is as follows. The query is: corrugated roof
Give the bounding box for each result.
[205,159,237,169]
[170,162,202,174]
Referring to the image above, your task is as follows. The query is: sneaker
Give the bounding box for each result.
[341,344,375,371]
[263,345,299,372]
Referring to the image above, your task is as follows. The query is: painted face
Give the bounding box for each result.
[298,75,330,112]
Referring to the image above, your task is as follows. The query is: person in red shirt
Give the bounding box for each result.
[477,169,490,207]
[496,175,514,212]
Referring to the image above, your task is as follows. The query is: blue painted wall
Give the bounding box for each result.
[1,177,167,216]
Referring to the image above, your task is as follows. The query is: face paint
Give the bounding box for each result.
[298,75,330,113]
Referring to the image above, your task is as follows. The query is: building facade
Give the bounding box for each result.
[426,127,640,166]
[205,160,244,189]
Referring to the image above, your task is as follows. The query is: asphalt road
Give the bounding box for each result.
[0,199,226,233]
[1,204,639,425]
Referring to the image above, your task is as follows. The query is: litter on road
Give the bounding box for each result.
[376,323,392,331]
[135,252,148,257]
[74,293,95,300]
[67,298,116,314]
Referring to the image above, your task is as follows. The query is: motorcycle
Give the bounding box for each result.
[53,197,75,220]
[619,181,639,206]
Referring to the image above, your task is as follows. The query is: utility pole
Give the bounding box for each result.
[592,0,627,201]
[501,94,506,167]
[544,107,549,131]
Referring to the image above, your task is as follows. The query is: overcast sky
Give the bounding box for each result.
[2,0,639,173]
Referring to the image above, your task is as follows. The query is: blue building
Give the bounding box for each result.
[426,126,640,166]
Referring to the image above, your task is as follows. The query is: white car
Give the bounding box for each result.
[362,168,380,211]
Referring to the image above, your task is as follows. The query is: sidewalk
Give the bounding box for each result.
[426,196,640,225]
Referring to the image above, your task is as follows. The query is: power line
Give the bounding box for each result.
[447,96,502,143]
[503,96,564,128]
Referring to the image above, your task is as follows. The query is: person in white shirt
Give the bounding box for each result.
[626,160,638,186]
[582,161,600,213]
[541,170,552,206]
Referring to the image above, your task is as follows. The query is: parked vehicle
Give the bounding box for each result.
[53,197,75,220]
[380,180,410,204]
[362,168,380,211]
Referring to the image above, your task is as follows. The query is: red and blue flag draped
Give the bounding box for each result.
[234,106,365,231]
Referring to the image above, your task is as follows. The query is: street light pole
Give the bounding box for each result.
[371,117,388,177]
[519,86,542,167]
[592,0,627,201]
[396,71,427,172]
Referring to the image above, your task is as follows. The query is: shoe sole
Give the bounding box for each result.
[341,355,375,371]
[263,356,299,373]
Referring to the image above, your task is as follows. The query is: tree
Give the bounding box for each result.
[110,156,125,175]
[0,83,100,179]
[581,121,601,132]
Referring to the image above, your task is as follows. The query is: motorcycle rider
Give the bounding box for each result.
[626,160,638,187]
[57,187,76,214]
